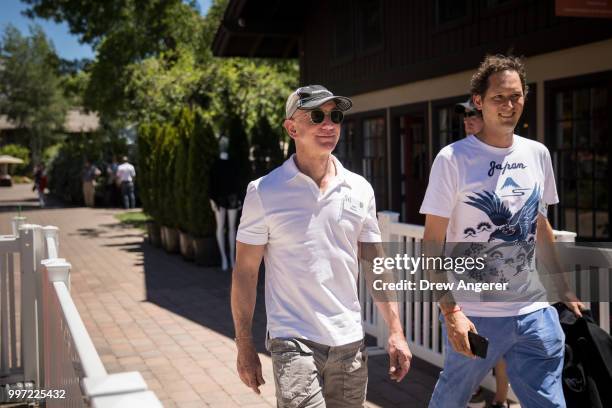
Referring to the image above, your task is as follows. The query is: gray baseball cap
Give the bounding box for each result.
[285,85,353,119]
[455,99,478,114]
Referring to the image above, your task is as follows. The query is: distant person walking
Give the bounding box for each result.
[105,156,119,207]
[82,160,100,207]
[33,164,47,208]
[116,156,136,209]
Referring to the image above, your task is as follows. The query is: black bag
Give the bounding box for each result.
[554,303,612,408]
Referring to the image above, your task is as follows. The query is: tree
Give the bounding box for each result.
[160,123,179,227]
[204,58,298,135]
[173,107,194,231]
[126,50,204,123]
[24,0,206,122]
[136,122,152,214]
[187,111,218,237]
[226,113,251,197]
[0,24,68,163]
[251,116,283,178]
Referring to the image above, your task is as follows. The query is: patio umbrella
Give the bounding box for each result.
[0,155,24,165]
[0,155,24,176]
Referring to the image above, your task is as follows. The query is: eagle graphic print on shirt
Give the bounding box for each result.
[420,134,559,317]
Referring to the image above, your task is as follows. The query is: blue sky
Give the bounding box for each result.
[0,0,212,60]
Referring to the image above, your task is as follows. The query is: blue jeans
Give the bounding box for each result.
[429,306,565,408]
[121,181,135,209]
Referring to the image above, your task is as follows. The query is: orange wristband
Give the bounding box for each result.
[443,306,462,317]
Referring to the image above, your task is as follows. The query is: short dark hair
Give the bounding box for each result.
[470,54,528,97]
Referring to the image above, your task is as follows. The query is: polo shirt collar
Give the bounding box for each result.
[283,154,350,187]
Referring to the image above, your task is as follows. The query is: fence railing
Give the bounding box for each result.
[362,211,611,396]
[1,217,163,407]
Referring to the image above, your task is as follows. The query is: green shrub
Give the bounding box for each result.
[46,131,129,205]
[187,111,218,237]
[136,123,152,215]
[227,114,251,199]
[174,108,194,231]
[251,116,283,178]
[0,144,30,175]
[148,122,163,221]
[158,123,179,227]
[48,134,102,204]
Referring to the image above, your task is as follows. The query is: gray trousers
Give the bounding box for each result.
[267,337,368,408]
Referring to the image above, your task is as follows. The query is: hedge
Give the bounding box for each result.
[137,108,219,238]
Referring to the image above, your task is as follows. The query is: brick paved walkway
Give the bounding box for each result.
[1,184,440,407]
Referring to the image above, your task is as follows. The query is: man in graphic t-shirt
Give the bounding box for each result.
[421,55,585,408]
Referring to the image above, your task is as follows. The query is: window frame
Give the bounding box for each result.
[545,70,612,241]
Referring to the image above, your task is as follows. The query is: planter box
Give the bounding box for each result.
[193,236,220,267]
[179,231,195,261]
[146,221,162,247]
[161,226,180,254]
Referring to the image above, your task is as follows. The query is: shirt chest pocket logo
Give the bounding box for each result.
[338,195,365,227]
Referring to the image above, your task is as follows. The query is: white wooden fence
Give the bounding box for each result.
[362,211,611,396]
[0,217,163,407]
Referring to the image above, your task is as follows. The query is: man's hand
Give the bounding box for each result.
[387,331,412,382]
[236,339,265,394]
[444,311,477,358]
[562,291,587,317]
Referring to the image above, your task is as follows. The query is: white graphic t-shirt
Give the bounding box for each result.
[420,134,559,317]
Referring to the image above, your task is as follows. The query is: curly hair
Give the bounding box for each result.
[470,54,528,97]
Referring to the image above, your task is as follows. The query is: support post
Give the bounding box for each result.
[18,224,42,385]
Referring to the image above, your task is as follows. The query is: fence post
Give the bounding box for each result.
[84,372,163,408]
[377,211,398,242]
[374,212,400,348]
[43,226,60,260]
[11,216,26,237]
[45,260,71,288]
[18,224,42,385]
[1,249,9,376]
[554,230,577,242]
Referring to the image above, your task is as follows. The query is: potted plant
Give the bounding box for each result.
[160,124,180,253]
[174,108,195,260]
[188,111,220,266]
[137,122,162,247]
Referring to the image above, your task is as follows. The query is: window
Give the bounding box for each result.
[333,0,354,60]
[433,102,466,155]
[362,117,387,209]
[549,82,610,240]
[515,83,537,139]
[334,120,357,172]
[357,0,383,52]
[397,111,428,224]
[333,0,383,61]
[485,0,512,8]
[435,0,468,25]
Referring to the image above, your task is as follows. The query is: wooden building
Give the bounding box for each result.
[213,0,612,240]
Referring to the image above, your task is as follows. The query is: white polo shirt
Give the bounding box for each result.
[116,162,136,182]
[237,155,381,346]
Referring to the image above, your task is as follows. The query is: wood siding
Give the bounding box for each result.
[301,0,612,95]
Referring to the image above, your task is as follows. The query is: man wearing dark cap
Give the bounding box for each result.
[456,99,484,137]
[231,85,412,407]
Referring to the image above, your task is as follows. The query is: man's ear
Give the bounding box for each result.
[283,119,297,140]
[472,94,483,111]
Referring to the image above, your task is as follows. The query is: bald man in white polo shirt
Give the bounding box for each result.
[231,85,412,408]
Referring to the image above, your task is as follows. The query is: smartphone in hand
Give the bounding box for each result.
[468,331,489,359]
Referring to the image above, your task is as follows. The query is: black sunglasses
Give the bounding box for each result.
[464,111,481,118]
[306,109,344,124]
